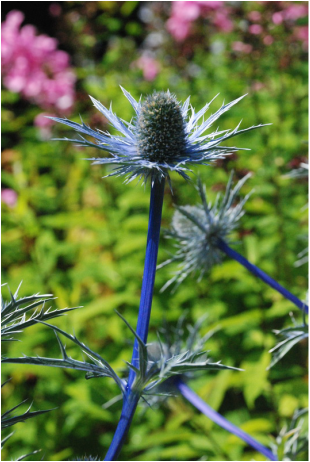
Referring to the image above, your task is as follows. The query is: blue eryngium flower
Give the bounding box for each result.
[160,174,308,313]
[49,87,268,185]
[159,172,251,290]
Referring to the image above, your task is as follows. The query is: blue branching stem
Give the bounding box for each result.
[217,238,308,314]
[175,378,278,461]
[104,178,165,461]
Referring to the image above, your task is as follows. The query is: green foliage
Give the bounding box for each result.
[1,284,75,459]
[1,1,308,461]
[268,321,308,369]
[270,408,308,461]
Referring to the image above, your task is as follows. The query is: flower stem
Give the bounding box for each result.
[104,178,165,461]
[175,378,278,461]
[128,177,165,387]
[104,392,139,461]
[217,238,308,314]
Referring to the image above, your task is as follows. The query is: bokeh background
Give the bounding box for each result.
[1,2,308,461]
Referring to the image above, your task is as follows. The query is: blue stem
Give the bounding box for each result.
[104,392,139,461]
[105,178,165,461]
[217,238,308,314]
[128,177,165,387]
[175,378,278,461]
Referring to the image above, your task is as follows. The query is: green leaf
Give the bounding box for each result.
[242,350,271,409]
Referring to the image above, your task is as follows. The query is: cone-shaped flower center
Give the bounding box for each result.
[136,92,187,163]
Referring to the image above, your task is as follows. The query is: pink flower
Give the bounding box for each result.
[1,10,76,114]
[166,1,201,41]
[263,35,274,45]
[283,4,308,21]
[293,25,308,49]
[248,11,262,22]
[249,24,263,35]
[272,5,308,25]
[272,11,283,25]
[166,16,192,41]
[199,1,223,10]
[166,1,232,41]
[34,112,55,138]
[34,113,55,128]
[232,41,253,54]
[176,2,201,21]
[1,189,18,207]
[213,10,233,32]
[135,55,160,81]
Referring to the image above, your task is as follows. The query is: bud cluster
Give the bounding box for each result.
[136,91,187,163]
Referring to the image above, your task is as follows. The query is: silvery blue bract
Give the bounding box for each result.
[49,87,269,186]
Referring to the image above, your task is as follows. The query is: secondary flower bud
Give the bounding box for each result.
[160,173,252,291]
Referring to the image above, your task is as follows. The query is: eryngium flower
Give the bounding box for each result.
[49,87,268,185]
[159,172,252,290]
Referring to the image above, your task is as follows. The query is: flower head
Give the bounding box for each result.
[116,311,237,400]
[50,87,267,186]
[141,314,239,405]
[160,172,252,290]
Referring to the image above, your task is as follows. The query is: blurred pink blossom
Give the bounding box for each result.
[166,1,200,41]
[232,41,253,54]
[166,1,307,48]
[273,4,308,25]
[177,2,201,21]
[249,24,263,35]
[135,55,160,81]
[166,15,192,42]
[1,10,76,114]
[34,112,55,138]
[248,11,262,22]
[263,35,274,45]
[49,3,62,17]
[272,11,284,25]
[213,10,233,32]
[199,1,223,10]
[1,189,18,207]
[34,113,55,128]
[294,25,309,49]
[251,81,265,92]
[166,1,233,41]
[283,3,308,21]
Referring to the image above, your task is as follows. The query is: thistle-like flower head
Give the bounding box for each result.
[49,87,268,185]
[141,315,240,404]
[115,312,238,399]
[159,172,252,290]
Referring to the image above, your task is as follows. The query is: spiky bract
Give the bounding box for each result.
[160,172,252,290]
[49,87,269,185]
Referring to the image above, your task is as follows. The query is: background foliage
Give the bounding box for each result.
[1,2,308,461]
